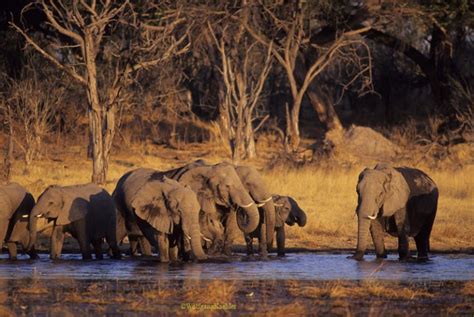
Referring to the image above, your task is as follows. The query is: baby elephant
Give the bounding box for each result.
[28,184,121,260]
[245,195,307,256]
[0,183,38,259]
[350,164,438,261]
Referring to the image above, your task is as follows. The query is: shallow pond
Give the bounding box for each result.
[0,253,472,281]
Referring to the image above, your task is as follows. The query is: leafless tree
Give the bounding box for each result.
[208,4,272,161]
[245,2,373,152]
[12,0,190,184]
[0,67,61,174]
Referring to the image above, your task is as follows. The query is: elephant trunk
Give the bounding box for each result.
[356,216,371,257]
[296,209,307,227]
[182,211,207,260]
[188,223,207,260]
[236,204,259,234]
[260,200,276,248]
[27,212,38,251]
[231,189,259,234]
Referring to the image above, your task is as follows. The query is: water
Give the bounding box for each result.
[0,253,472,281]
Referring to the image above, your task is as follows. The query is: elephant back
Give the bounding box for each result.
[395,168,438,198]
[0,183,28,217]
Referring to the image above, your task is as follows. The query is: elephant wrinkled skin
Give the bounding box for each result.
[28,184,121,260]
[351,164,438,261]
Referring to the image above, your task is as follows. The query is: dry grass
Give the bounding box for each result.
[287,280,434,300]
[5,141,474,252]
[262,164,474,251]
[182,280,237,304]
[462,281,474,297]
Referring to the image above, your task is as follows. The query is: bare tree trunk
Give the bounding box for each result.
[243,110,256,159]
[85,32,107,185]
[2,116,13,182]
[306,89,343,131]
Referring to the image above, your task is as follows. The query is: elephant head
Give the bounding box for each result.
[354,164,410,258]
[28,185,87,250]
[199,208,225,254]
[178,163,259,234]
[129,177,207,260]
[235,165,276,249]
[274,195,307,227]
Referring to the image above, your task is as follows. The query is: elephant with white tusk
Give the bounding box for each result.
[113,168,207,262]
[230,165,276,257]
[245,195,307,256]
[162,161,260,256]
[0,183,38,260]
[350,164,438,262]
[28,184,121,260]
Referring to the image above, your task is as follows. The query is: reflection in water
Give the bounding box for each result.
[0,253,472,281]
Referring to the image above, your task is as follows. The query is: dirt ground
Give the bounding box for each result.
[0,278,471,316]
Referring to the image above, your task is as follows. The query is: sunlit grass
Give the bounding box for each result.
[6,143,473,251]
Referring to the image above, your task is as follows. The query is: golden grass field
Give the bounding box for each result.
[5,140,473,253]
[0,141,473,315]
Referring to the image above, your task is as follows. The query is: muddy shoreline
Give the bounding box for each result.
[0,278,472,316]
[0,252,472,315]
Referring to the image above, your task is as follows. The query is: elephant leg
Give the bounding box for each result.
[370,220,387,258]
[6,242,17,260]
[105,231,121,260]
[223,216,235,256]
[50,226,65,260]
[169,246,179,262]
[157,232,169,263]
[244,234,254,255]
[414,233,429,261]
[92,239,103,260]
[138,236,153,256]
[276,226,286,257]
[258,218,268,257]
[73,220,92,260]
[27,246,39,260]
[394,210,410,260]
[129,236,139,256]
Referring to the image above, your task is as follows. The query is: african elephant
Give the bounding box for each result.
[245,195,307,256]
[163,161,260,255]
[350,164,438,261]
[0,183,38,259]
[113,168,207,262]
[230,165,276,256]
[28,184,121,260]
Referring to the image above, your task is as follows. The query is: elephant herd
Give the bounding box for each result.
[0,161,438,263]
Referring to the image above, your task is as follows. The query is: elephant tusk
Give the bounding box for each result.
[201,234,212,243]
[35,214,44,218]
[184,233,192,240]
[257,196,273,204]
[273,203,284,207]
[367,215,377,220]
[238,201,255,208]
[21,215,29,219]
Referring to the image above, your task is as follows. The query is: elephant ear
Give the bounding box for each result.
[0,189,13,221]
[58,189,88,225]
[163,186,184,225]
[273,195,291,227]
[376,164,410,216]
[131,182,173,234]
